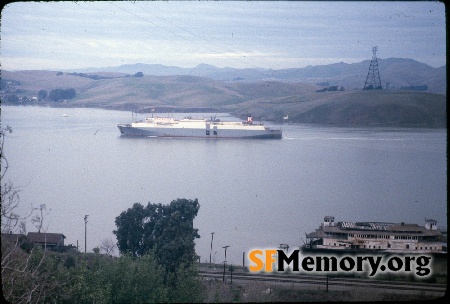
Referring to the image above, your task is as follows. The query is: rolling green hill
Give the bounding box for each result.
[1,70,446,127]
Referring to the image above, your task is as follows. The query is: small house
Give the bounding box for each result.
[27,232,66,250]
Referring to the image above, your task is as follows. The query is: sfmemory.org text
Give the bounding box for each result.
[248,249,432,277]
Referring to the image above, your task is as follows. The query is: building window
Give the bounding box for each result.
[406,244,409,249]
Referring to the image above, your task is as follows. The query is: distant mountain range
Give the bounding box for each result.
[67,58,446,95]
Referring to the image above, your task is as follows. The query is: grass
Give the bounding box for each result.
[201,279,444,303]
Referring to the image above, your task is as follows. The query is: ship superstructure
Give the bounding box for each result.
[304,216,445,254]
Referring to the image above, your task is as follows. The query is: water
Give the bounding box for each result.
[1,106,447,265]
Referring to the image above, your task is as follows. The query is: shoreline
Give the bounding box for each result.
[2,103,446,129]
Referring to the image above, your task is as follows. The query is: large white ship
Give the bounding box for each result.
[303,216,446,254]
[117,115,282,139]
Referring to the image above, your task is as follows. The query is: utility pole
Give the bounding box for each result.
[223,245,229,261]
[210,232,215,264]
[84,215,89,253]
[222,245,229,282]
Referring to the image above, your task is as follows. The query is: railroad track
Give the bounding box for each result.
[199,271,447,294]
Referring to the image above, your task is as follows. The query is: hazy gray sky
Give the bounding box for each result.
[1,1,446,70]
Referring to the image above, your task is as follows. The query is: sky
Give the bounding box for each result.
[0,1,446,71]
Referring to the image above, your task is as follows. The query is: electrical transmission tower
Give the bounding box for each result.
[363,46,382,90]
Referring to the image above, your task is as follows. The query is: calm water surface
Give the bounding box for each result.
[1,106,447,265]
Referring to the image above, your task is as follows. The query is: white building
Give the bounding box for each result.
[305,216,444,253]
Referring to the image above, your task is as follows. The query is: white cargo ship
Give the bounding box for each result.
[117,115,282,139]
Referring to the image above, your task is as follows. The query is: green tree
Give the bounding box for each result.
[165,264,204,303]
[113,203,148,257]
[107,254,168,303]
[113,199,200,272]
[48,88,76,101]
[38,89,48,100]
[7,94,19,103]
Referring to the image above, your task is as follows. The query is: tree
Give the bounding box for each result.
[7,94,19,103]
[113,199,200,272]
[113,203,147,257]
[133,72,144,77]
[153,199,200,273]
[1,126,26,234]
[48,88,76,101]
[99,238,116,255]
[105,253,168,303]
[38,89,48,100]
[31,204,50,233]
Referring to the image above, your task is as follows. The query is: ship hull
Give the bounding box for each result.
[117,124,282,139]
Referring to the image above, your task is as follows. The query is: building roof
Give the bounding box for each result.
[306,230,327,238]
[1,233,27,243]
[26,232,66,244]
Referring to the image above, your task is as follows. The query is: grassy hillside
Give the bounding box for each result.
[231,90,446,127]
[1,70,446,127]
